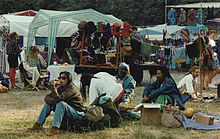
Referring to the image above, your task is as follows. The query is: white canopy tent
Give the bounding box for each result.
[0,12,79,73]
[167,2,220,8]
[27,8,123,65]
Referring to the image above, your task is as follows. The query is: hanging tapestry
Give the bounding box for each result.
[198,25,209,37]
[168,8,177,25]
[180,28,190,43]
[197,9,205,25]
[178,8,186,26]
[187,9,197,26]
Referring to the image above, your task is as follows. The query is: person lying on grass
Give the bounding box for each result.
[28,71,85,136]
[142,67,189,111]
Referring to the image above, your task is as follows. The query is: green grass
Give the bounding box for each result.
[1,87,220,139]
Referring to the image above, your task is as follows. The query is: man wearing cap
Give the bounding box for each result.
[116,63,136,103]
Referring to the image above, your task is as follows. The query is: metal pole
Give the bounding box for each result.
[165,0,167,29]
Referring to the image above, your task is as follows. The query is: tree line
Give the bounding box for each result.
[0,0,219,26]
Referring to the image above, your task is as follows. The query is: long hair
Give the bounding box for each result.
[8,32,18,40]
[27,46,40,62]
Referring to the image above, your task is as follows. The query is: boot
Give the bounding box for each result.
[27,122,43,130]
[46,126,59,136]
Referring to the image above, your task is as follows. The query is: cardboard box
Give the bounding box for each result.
[136,103,161,124]
[195,113,214,125]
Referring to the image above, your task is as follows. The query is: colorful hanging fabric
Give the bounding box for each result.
[180,28,190,43]
[96,21,105,32]
[178,8,186,26]
[168,8,177,25]
[197,9,205,25]
[198,25,209,37]
[187,9,197,26]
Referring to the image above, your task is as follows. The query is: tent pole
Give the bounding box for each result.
[115,36,120,68]
[165,0,167,29]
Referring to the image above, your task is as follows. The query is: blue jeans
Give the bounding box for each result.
[36,101,83,128]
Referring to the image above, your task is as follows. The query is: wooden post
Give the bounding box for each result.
[199,36,203,94]
[80,31,85,66]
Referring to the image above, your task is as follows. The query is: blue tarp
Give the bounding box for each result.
[139,24,199,35]
[182,112,220,130]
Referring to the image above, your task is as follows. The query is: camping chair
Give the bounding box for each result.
[36,69,49,90]
[19,62,40,91]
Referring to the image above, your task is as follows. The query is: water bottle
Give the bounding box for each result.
[53,57,57,65]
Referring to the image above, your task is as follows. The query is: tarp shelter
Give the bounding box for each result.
[139,24,185,40]
[166,2,220,8]
[139,24,200,40]
[27,8,123,65]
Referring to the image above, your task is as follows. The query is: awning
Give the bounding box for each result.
[167,2,220,8]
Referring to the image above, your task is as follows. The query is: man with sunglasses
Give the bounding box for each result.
[28,71,85,136]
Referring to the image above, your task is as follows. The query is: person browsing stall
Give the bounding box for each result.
[6,32,24,89]
[28,71,85,136]
[177,66,200,98]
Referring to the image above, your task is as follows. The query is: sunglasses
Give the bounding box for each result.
[58,76,66,80]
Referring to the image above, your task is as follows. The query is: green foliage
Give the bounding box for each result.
[0,0,220,25]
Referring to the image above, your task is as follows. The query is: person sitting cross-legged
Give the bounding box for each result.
[27,71,85,136]
[142,67,188,110]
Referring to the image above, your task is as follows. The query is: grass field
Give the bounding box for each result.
[0,86,220,139]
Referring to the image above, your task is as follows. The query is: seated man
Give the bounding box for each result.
[28,71,85,136]
[89,72,124,106]
[177,66,200,99]
[115,63,135,103]
[143,67,187,110]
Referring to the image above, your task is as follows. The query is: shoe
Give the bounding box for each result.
[27,122,43,130]
[46,126,59,136]
[11,86,21,90]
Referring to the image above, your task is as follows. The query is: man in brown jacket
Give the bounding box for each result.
[28,71,85,136]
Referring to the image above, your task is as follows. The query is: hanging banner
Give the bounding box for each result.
[187,9,197,26]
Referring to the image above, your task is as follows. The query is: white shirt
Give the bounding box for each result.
[209,38,216,47]
[177,74,197,93]
[89,72,123,105]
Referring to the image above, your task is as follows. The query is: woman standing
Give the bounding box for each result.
[6,32,23,89]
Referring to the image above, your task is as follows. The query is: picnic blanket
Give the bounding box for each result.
[182,112,220,130]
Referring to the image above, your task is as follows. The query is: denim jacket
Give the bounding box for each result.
[116,74,135,94]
